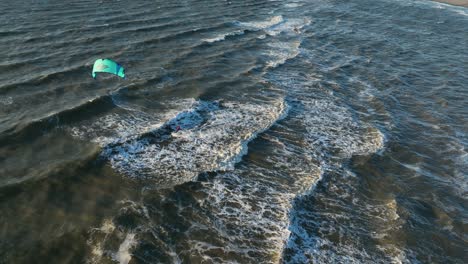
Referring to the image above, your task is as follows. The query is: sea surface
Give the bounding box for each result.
[0,0,467,263]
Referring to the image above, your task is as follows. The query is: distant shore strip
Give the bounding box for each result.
[434,0,468,7]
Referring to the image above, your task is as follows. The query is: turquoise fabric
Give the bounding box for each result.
[92,59,125,78]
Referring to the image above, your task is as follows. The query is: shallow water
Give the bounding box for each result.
[0,0,466,263]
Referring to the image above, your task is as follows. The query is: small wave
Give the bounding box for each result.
[0,92,116,143]
[69,98,197,150]
[260,17,311,69]
[453,8,468,17]
[202,30,245,43]
[285,3,304,8]
[201,16,284,45]
[265,18,311,36]
[238,15,311,38]
[265,41,301,69]
[0,64,89,95]
[0,131,100,188]
[203,16,309,47]
[392,0,468,17]
[238,15,284,30]
[284,167,407,264]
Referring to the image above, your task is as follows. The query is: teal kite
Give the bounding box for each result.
[92,59,125,79]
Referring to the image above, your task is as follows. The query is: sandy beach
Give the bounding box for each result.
[434,0,468,7]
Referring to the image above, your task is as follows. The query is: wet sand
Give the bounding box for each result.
[434,0,468,7]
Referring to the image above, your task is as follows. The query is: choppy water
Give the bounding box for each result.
[0,0,467,263]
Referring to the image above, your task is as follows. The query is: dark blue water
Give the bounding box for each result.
[0,0,466,263]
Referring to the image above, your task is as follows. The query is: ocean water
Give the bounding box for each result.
[0,0,466,263]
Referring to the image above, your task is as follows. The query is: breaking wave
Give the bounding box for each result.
[71,98,288,187]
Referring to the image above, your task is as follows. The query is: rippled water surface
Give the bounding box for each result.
[0,0,467,263]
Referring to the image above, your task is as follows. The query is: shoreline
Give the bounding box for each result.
[433,0,468,7]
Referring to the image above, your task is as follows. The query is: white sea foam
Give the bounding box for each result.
[202,16,284,45]
[87,219,116,264]
[99,219,116,234]
[453,146,468,197]
[260,17,311,69]
[265,41,301,69]
[265,18,311,36]
[203,30,244,43]
[453,8,468,17]
[239,15,284,30]
[70,98,197,146]
[285,3,303,8]
[204,15,310,47]
[299,99,385,160]
[86,201,153,264]
[113,233,137,264]
[0,96,13,105]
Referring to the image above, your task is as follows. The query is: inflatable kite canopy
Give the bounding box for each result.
[92,59,125,79]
